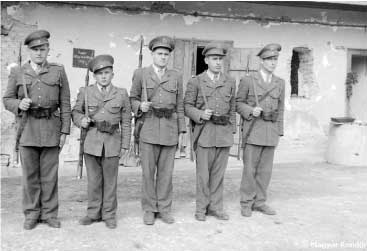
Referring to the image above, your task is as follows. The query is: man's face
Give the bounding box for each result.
[205,55,224,74]
[152,48,171,68]
[94,67,114,87]
[261,56,279,73]
[28,44,49,65]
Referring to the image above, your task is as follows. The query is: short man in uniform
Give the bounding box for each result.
[130,36,186,225]
[236,44,285,217]
[72,55,131,229]
[3,30,71,230]
[184,43,236,221]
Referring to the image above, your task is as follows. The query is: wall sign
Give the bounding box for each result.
[72,48,95,68]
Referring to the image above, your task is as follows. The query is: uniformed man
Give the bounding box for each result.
[72,55,132,229]
[236,43,285,217]
[130,36,186,225]
[3,30,71,230]
[184,42,236,221]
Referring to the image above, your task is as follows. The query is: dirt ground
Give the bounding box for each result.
[1,159,367,251]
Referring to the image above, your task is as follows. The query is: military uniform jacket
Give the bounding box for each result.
[72,84,132,157]
[130,66,186,146]
[3,61,71,147]
[184,72,236,148]
[236,71,285,146]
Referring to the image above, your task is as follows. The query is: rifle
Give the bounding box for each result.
[189,39,196,162]
[190,81,209,161]
[237,56,251,159]
[133,35,145,160]
[138,35,143,68]
[14,43,28,167]
[76,68,89,179]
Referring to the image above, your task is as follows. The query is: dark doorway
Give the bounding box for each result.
[196,46,207,75]
[290,49,300,97]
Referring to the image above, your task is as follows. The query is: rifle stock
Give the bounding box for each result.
[76,68,89,179]
[189,120,194,162]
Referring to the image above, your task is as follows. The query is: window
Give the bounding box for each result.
[290,47,316,98]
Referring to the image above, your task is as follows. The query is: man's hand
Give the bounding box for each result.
[252,107,263,117]
[80,117,91,128]
[18,98,32,111]
[140,101,152,112]
[119,149,127,158]
[59,134,67,151]
[201,109,213,121]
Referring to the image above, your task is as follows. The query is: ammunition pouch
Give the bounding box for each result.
[261,110,278,122]
[152,107,175,119]
[211,114,230,125]
[90,120,119,134]
[28,106,58,119]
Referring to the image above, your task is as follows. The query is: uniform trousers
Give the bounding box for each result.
[195,146,230,214]
[20,146,59,220]
[240,144,275,208]
[140,141,176,213]
[84,152,119,220]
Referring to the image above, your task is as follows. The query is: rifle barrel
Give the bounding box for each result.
[138,35,144,68]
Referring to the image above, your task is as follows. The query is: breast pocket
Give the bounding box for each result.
[161,80,178,104]
[198,86,213,106]
[41,73,60,87]
[224,94,232,103]
[40,74,60,100]
[268,89,281,109]
[16,76,33,98]
[220,86,232,102]
[146,81,157,101]
[105,101,122,114]
[88,102,99,116]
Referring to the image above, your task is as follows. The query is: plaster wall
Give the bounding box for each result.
[1,2,366,161]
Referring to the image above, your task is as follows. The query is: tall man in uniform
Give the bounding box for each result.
[3,30,71,230]
[130,36,186,225]
[72,55,131,229]
[184,43,236,221]
[236,44,285,217]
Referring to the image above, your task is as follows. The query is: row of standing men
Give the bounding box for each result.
[2,30,285,230]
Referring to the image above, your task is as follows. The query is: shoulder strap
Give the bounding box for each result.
[251,75,277,104]
[147,83,161,102]
[258,86,277,103]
